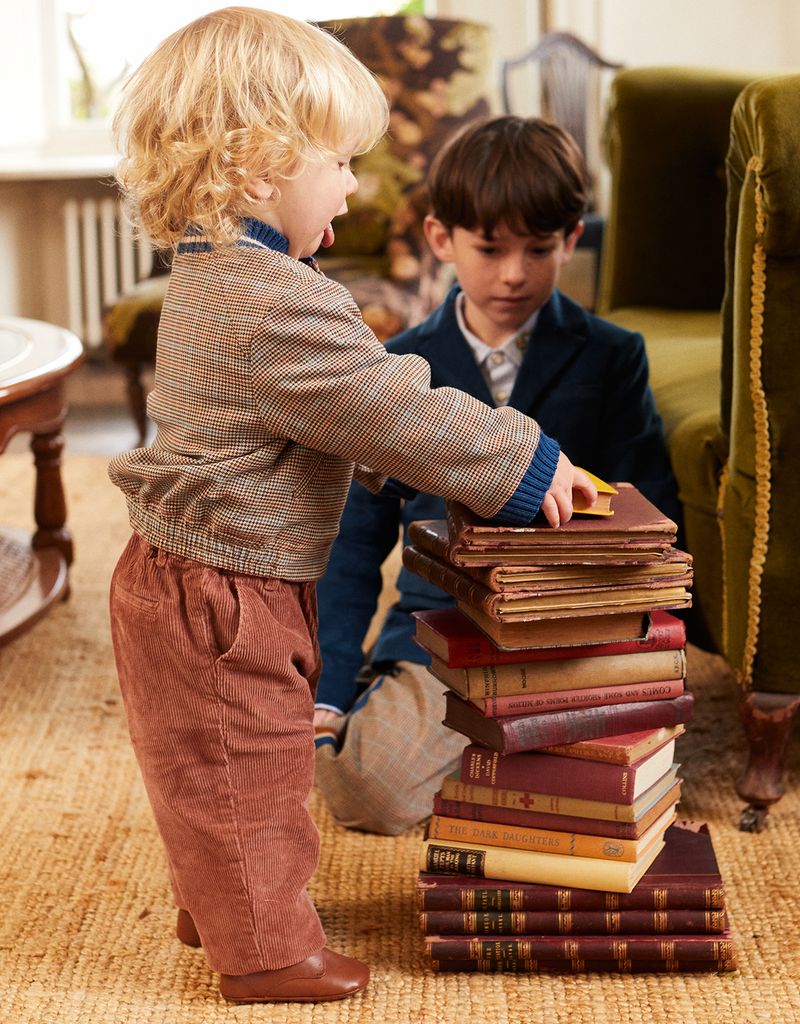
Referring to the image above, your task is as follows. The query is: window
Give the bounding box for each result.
[58,0,429,123]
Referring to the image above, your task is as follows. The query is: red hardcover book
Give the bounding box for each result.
[429,955,736,974]
[461,741,676,803]
[412,607,686,669]
[432,777,683,841]
[444,690,694,755]
[416,821,726,912]
[420,909,728,937]
[449,678,686,717]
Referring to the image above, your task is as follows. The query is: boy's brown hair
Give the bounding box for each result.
[427,116,589,239]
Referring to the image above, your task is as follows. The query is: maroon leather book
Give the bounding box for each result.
[446,690,694,755]
[445,483,678,563]
[428,953,736,973]
[432,779,682,841]
[416,822,726,912]
[420,909,728,937]
[412,607,686,669]
[460,739,681,803]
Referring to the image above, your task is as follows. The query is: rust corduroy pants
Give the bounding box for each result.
[109,533,326,974]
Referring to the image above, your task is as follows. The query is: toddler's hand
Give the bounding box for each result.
[539,453,597,528]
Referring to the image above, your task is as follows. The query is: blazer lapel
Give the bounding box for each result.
[509,290,590,415]
[412,288,495,404]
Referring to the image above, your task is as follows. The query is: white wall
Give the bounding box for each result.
[438,0,800,74]
[0,2,47,150]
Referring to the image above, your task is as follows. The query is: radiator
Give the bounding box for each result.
[63,197,153,349]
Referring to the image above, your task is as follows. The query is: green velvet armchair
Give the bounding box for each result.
[598,66,800,829]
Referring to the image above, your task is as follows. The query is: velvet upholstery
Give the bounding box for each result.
[720,74,800,694]
[599,66,800,697]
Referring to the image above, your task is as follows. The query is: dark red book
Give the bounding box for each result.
[412,607,685,669]
[416,822,726,912]
[421,910,728,937]
[445,689,694,755]
[461,741,678,804]
[445,484,678,562]
[429,955,736,974]
[432,777,682,841]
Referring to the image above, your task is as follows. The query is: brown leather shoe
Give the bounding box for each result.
[220,948,370,1003]
[176,908,202,948]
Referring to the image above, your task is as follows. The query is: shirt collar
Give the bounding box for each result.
[454,290,538,369]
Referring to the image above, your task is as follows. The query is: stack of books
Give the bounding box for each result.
[403,482,736,974]
[418,821,736,974]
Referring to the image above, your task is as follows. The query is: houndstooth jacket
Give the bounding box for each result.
[108,220,559,580]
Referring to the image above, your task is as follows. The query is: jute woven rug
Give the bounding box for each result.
[1,453,799,1023]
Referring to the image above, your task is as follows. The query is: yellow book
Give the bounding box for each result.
[420,834,666,894]
[573,470,618,516]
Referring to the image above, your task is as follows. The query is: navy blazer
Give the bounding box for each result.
[315,285,680,712]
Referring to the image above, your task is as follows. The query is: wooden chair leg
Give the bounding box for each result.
[736,688,800,832]
[122,360,148,447]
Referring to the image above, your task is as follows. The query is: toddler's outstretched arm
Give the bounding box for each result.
[539,452,597,528]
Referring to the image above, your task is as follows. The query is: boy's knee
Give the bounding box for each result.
[314,738,431,836]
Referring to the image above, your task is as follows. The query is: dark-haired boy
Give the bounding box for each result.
[313,116,680,835]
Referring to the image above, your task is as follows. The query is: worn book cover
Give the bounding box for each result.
[536,724,686,764]
[444,690,694,755]
[446,483,678,559]
[461,741,677,803]
[456,604,651,649]
[432,778,682,840]
[408,519,692,588]
[426,805,677,864]
[419,833,666,893]
[403,544,692,621]
[440,764,681,824]
[428,647,686,700]
[412,607,686,668]
[417,821,726,912]
[421,912,729,939]
[458,679,686,716]
[429,956,736,974]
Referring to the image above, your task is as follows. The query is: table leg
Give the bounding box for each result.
[30,427,73,566]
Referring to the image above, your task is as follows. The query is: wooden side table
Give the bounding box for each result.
[0,316,84,645]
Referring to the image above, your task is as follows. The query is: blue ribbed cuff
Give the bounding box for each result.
[490,432,561,525]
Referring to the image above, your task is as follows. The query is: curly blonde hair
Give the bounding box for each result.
[112,6,389,249]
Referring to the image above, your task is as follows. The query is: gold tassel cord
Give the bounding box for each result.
[737,155,772,690]
[717,459,729,659]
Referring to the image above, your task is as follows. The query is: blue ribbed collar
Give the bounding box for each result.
[239,218,289,252]
[177,218,315,265]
